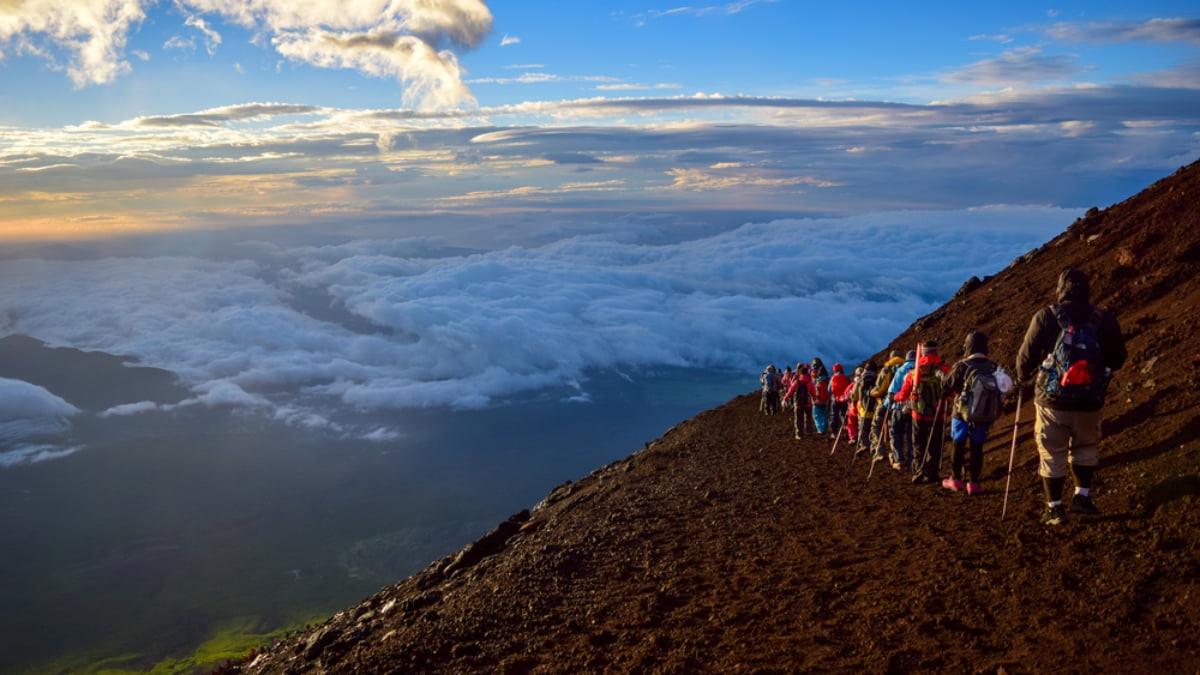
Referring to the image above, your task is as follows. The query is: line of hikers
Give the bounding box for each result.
[758,269,1128,525]
[760,339,1004,493]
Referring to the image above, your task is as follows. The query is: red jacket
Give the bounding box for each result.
[830,372,851,402]
[785,373,818,409]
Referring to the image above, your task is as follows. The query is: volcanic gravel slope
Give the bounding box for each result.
[233,159,1200,675]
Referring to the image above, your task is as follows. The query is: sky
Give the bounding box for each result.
[0,1,1198,462]
[0,0,1196,241]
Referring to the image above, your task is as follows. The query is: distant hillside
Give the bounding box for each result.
[0,334,189,410]
[234,159,1200,674]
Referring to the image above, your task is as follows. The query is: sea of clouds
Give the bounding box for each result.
[0,208,1069,462]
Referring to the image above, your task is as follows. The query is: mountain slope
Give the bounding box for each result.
[235,159,1200,674]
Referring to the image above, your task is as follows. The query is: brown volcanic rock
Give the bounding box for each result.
[237,160,1200,674]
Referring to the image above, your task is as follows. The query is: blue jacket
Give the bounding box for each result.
[886,359,915,409]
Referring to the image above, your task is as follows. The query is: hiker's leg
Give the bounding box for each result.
[1035,404,1071,503]
[949,418,969,480]
[967,423,988,484]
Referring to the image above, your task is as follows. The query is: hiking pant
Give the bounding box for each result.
[813,403,830,434]
[793,404,813,436]
[913,416,946,479]
[1034,405,1102,478]
[950,418,990,483]
[890,409,913,465]
[869,408,888,455]
[847,406,859,442]
[830,401,848,436]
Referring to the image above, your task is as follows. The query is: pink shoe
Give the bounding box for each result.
[941,477,965,491]
[966,482,982,496]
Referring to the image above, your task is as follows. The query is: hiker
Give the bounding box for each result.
[868,350,903,460]
[886,350,917,470]
[895,341,950,485]
[853,361,880,456]
[1016,268,1127,525]
[811,358,832,434]
[760,365,781,415]
[829,363,851,437]
[780,366,795,410]
[845,366,862,445]
[941,331,1005,495]
[785,363,818,438]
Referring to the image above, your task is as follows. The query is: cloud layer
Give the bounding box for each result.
[0,208,1066,426]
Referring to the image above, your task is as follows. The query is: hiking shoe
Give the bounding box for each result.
[795,433,802,440]
[1040,504,1068,526]
[941,477,965,491]
[911,473,936,485]
[1070,494,1100,515]
[966,482,982,496]
[891,462,902,471]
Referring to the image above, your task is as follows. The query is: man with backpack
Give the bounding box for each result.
[829,363,851,438]
[760,365,781,415]
[869,350,904,461]
[785,363,818,438]
[1017,269,1127,525]
[853,361,879,456]
[941,331,1005,495]
[811,358,831,434]
[895,341,950,485]
[886,350,917,470]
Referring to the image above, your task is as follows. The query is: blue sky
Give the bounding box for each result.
[0,0,1197,240]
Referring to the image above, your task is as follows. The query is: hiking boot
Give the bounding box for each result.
[911,473,936,485]
[1070,494,1100,515]
[891,462,902,471]
[1040,503,1068,526]
[966,482,982,496]
[795,433,802,440]
[941,477,965,491]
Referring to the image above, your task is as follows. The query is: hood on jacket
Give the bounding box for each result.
[884,355,905,367]
[963,330,989,357]
[1057,268,1091,304]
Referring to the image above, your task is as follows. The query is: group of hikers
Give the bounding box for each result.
[758,268,1127,525]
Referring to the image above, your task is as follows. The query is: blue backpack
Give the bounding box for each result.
[1040,307,1108,405]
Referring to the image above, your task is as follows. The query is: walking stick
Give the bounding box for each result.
[866,406,891,483]
[830,406,846,456]
[1001,387,1024,521]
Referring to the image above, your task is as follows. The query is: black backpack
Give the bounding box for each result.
[957,363,1003,424]
[858,371,878,414]
[1039,307,1109,405]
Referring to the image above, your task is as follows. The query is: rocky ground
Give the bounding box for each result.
[228,159,1200,674]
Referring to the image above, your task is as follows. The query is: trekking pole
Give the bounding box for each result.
[830,407,846,455]
[920,397,945,474]
[1001,387,1024,521]
[866,407,890,483]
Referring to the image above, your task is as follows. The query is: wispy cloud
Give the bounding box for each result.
[941,47,1085,86]
[1046,17,1200,45]
[500,34,520,46]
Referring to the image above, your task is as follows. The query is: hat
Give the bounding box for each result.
[920,341,939,357]
[889,349,900,359]
[833,363,843,373]
[905,350,917,361]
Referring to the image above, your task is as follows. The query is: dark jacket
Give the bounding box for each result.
[1016,269,1127,411]
[943,331,998,422]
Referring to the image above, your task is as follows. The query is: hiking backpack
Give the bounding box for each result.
[858,371,878,414]
[957,364,1003,424]
[1040,306,1109,405]
[912,366,943,418]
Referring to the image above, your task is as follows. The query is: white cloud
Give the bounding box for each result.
[0,0,146,86]
[0,0,492,107]
[500,34,519,46]
[0,378,79,421]
[0,207,1068,420]
[942,47,1085,86]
